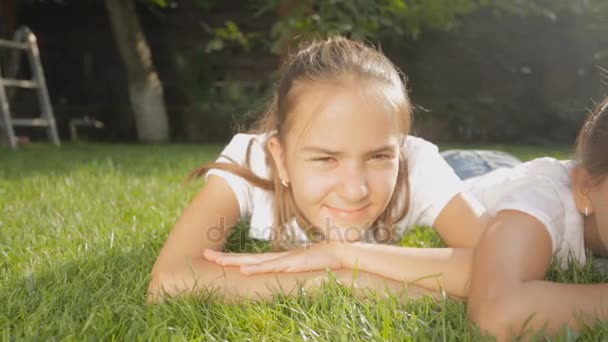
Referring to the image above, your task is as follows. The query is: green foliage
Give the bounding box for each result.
[170,0,495,132]
[204,21,253,53]
[170,0,608,143]
[192,0,217,12]
[191,0,258,53]
[489,0,608,19]
[148,0,167,7]
[174,47,220,101]
[189,0,494,55]
[185,0,606,52]
[489,0,608,59]
[174,46,268,138]
[198,81,267,126]
[256,0,491,53]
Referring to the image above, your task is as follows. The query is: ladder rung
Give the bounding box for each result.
[1,78,40,89]
[0,39,28,50]
[12,118,50,127]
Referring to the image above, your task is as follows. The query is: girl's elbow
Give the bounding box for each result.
[146,265,226,303]
[146,270,186,303]
[147,271,170,303]
[468,293,521,341]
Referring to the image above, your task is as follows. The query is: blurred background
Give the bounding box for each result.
[1,0,607,145]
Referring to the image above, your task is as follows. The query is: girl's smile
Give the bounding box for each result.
[324,203,370,221]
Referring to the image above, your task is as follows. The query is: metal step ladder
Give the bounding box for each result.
[0,26,60,149]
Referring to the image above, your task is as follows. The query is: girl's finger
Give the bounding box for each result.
[203,249,257,265]
[240,256,311,274]
[240,260,286,274]
[204,249,263,260]
[204,249,288,266]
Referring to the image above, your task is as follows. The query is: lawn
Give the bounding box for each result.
[1,143,606,341]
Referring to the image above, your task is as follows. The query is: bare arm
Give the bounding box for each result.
[148,176,432,303]
[149,258,433,303]
[201,192,482,298]
[206,241,473,297]
[336,192,484,298]
[468,210,608,340]
[434,193,491,248]
[340,243,472,298]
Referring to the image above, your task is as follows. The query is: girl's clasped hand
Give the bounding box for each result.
[204,244,342,274]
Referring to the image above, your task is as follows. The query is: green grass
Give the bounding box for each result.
[0,142,605,341]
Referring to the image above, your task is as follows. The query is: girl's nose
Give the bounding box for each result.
[339,164,369,202]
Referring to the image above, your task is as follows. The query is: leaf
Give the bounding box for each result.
[149,0,167,7]
[204,38,224,53]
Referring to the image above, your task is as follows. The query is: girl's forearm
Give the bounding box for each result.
[491,281,608,337]
[339,243,473,297]
[147,259,434,303]
[148,259,330,303]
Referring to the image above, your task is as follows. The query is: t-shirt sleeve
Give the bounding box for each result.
[491,177,564,255]
[205,134,257,218]
[406,137,466,227]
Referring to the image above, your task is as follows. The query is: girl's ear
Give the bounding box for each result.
[267,136,289,183]
[571,165,595,216]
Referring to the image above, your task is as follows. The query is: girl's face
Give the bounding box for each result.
[574,166,608,255]
[589,177,608,250]
[268,81,403,242]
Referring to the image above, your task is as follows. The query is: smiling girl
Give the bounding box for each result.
[147,36,487,303]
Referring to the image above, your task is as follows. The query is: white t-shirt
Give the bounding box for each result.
[206,133,464,242]
[464,157,586,266]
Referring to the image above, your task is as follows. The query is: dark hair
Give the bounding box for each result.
[576,96,608,184]
[189,36,413,249]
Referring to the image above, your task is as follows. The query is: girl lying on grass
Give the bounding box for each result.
[147,36,488,303]
[459,97,608,340]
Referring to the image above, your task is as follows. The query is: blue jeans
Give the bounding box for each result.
[441,150,522,180]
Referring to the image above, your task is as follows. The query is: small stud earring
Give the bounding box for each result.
[584,207,589,217]
[281,179,289,187]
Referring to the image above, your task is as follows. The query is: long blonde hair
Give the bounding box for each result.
[189,36,413,249]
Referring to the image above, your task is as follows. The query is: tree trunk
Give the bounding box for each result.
[104,0,169,143]
[0,0,17,39]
